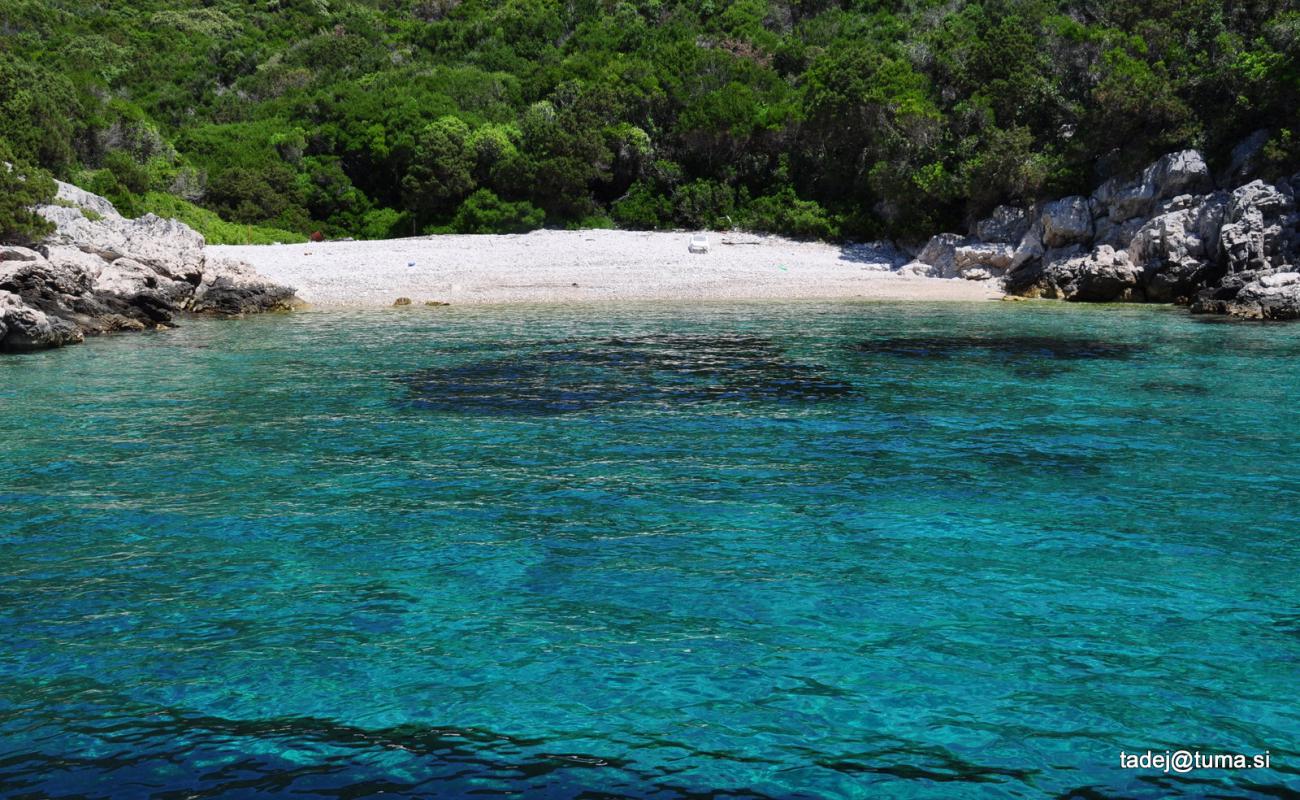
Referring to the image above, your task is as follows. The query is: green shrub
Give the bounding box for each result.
[741,189,839,240]
[451,189,544,233]
[671,179,736,230]
[612,182,670,229]
[139,192,306,245]
[0,141,56,245]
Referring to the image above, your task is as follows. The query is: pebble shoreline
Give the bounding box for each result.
[209,230,1004,308]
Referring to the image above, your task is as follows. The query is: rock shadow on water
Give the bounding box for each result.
[398,334,853,415]
[851,335,1147,363]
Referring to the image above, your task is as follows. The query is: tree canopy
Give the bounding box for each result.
[0,0,1296,243]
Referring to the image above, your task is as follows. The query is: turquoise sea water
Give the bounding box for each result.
[1,301,1298,799]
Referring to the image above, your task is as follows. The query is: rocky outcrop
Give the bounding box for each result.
[1190,270,1300,320]
[0,181,300,353]
[1010,245,1143,302]
[920,144,1300,319]
[1040,196,1094,248]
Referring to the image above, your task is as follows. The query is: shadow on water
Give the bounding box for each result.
[850,335,1147,362]
[398,335,853,415]
[0,677,1046,800]
[2,674,1293,800]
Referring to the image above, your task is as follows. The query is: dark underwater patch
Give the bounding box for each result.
[1138,380,1211,397]
[852,335,1146,362]
[400,334,852,415]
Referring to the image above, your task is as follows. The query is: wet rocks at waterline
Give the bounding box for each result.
[914,147,1300,319]
[0,181,299,352]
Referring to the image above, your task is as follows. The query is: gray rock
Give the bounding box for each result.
[191,258,302,315]
[1014,245,1143,302]
[1191,270,1300,320]
[1218,180,1298,274]
[915,232,968,279]
[1148,150,1211,203]
[1009,225,1044,272]
[1093,216,1147,250]
[1128,192,1229,301]
[897,260,940,278]
[1090,149,1211,223]
[0,246,44,263]
[1040,196,1093,248]
[0,290,84,352]
[52,179,121,220]
[2,180,300,353]
[953,242,1014,280]
[973,205,1029,243]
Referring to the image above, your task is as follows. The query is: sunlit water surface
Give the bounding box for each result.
[1,302,1297,799]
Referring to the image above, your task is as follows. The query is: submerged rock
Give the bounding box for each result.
[0,180,300,352]
[402,334,852,415]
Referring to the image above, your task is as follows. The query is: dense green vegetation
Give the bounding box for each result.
[0,142,55,245]
[1,0,1297,243]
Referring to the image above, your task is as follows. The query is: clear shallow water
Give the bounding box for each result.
[1,301,1298,799]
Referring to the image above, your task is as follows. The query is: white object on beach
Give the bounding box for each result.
[688,234,710,254]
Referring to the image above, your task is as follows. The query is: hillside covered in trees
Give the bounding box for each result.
[2,0,1298,243]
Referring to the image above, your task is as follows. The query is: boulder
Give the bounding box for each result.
[1010,225,1044,272]
[1091,149,1212,223]
[973,205,1029,243]
[0,246,44,263]
[1040,196,1093,248]
[1093,216,1147,250]
[915,232,968,278]
[1218,180,1298,274]
[953,242,1014,280]
[1191,270,1300,320]
[897,260,940,278]
[1148,150,1212,203]
[52,179,121,220]
[120,214,205,283]
[0,290,84,352]
[36,204,130,262]
[1128,193,1229,302]
[1,180,300,352]
[1014,245,1143,302]
[191,258,301,315]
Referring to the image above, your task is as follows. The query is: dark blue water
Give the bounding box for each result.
[1,302,1297,798]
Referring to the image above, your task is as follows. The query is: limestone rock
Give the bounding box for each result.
[1191,270,1300,320]
[0,290,84,352]
[1,180,300,352]
[973,206,1029,244]
[1015,245,1143,302]
[915,233,968,279]
[52,179,121,220]
[1218,180,1298,275]
[1128,193,1229,302]
[1040,196,1093,248]
[953,242,1014,280]
[1091,149,1211,223]
[0,246,44,263]
[191,258,301,315]
[897,260,940,278]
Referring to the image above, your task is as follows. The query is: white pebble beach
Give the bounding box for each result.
[208,229,1003,308]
